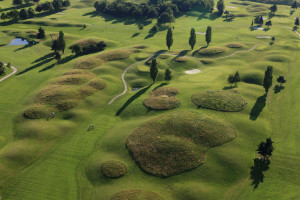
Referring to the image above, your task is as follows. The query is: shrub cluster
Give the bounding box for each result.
[70,41,106,56]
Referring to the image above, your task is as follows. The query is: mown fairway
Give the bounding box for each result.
[0,0,300,199]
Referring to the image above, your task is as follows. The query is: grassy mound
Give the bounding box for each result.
[101,160,127,178]
[198,47,227,56]
[135,53,150,61]
[96,49,133,61]
[126,112,237,177]
[133,45,148,49]
[23,104,56,119]
[241,71,264,85]
[200,59,214,64]
[63,69,90,75]
[191,90,247,112]
[226,43,244,48]
[110,189,164,200]
[88,79,106,90]
[143,87,180,110]
[159,54,169,59]
[57,74,93,85]
[74,58,104,69]
[175,57,188,62]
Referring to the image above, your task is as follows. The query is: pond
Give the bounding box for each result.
[132,88,141,92]
[7,38,30,46]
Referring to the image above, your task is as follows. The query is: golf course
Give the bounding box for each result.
[0,0,300,199]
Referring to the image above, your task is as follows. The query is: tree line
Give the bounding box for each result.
[93,0,214,24]
[0,0,70,21]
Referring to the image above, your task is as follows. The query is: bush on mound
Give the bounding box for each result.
[96,49,133,61]
[198,47,227,56]
[159,54,169,59]
[175,57,188,63]
[110,189,164,200]
[57,74,93,85]
[126,112,237,177]
[143,87,180,110]
[101,160,127,178]
[133,45,148,49]
[226,43,243,48]
[74,58,104,69]
[69,39,100,49]
[191,90,247,112]
[23,104,55,119]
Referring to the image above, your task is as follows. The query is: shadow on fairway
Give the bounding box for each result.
[250,158,270,189]
[249,94,266,121]
[116,84,153,116]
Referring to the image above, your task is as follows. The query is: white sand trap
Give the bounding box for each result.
[196,32,206,35]
[263,17,267,20]
[58,12,65,15]
[228,6,236,8]
[253,27,264,30]
[256,36,271,38]
[185,69,201,74]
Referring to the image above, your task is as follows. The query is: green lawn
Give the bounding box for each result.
[0,0,300,199]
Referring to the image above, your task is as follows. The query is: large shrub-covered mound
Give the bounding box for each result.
[191,90,247,112]
[198,47,227,56]
[23,104,56,119]
[110,189,164,200]
[57,74,93,85]
[96,49,133,61]
[126,112,237,177]
[226,43,244,48]
[143,87,180,110]
[74,57,104,69]
[101,160,127,178]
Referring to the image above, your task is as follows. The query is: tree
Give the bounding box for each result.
[254,16,263,25]
[36,5,42,12]
[9,10,19,20]
[251,20,254,27]
[6,62,11,68]
[33,0,40,4]
[227,74,234,86]
[291,1,298,9]
[62,0,70,7]
[150,59,158,82]
[37,26,45,39]
[58,30,66,53]
[269,4,277,13]
[151,25,158,33]
[55,52,61,63]
[233,71,240,87]
[263,65,273,93]
[295,17,299,26]
[13,0,23,6]
[164,68,173,81]
[1,13,6,21]
[277,76,286,86]
[205,26,212,46]
[28,7,35,18]
[0,62,5,76]
[189,28,196,50]
[19,8,29,19]
[257,137,274,160]
[72,44,81,55]
[157,12,175,24]
[51,39,59,52]
[166,28,173,50]
[216,0,225,16]
[265,20,272,28]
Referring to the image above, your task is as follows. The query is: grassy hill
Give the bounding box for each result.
[0,0,300,199]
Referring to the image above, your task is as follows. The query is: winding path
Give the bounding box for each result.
[0,64,17,82]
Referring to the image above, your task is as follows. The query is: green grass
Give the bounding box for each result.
[0,0,300,199]
[110,189,164,200]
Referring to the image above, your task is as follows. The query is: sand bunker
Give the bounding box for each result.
[196,32,206,35]
[253,27,264,30]
[228,6,236,8]
[256,36,271,38]
[185,69,201,74]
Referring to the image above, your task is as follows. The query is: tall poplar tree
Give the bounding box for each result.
[205,26,212,46]
[58,31,66,54]
[263,65,273,93]
[189,28,196,50]
[150,59,158,82]
[166,28,173,50]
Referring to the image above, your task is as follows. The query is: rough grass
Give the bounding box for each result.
[126,112,237,177]
[63,69,91,75]
[23,104,56,119]
[226,43,244,48]
[110,189,164,200]
[198,47,227,56]
[57,74,93,85]
[133,45,148,49]
[87,79,107,90]
[96,49,133,61]
[143,87,180,110]
[101,160,127,178]
[74,58,104,69]
[200,59,214,64]
[159,54,170,59]
[241,71,264,85]
[191,90,247,112]
[175,57,188,62]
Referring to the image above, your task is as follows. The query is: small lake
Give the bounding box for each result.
[7,38,29,46]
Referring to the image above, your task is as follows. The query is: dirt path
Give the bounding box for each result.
[0,64,17,82]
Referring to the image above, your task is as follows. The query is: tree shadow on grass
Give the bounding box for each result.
[14,43,38,52]
[249,94,266,121]
[223,85,237,90]
[274,85,284,94]
[250,158,270,189]
[171,50,190,62]
[39,63,56,72]
[131,32,140,38]
[116,84,153,116]
[152,82,168,91]
[32,52,55,64]
[17,56,55,75]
